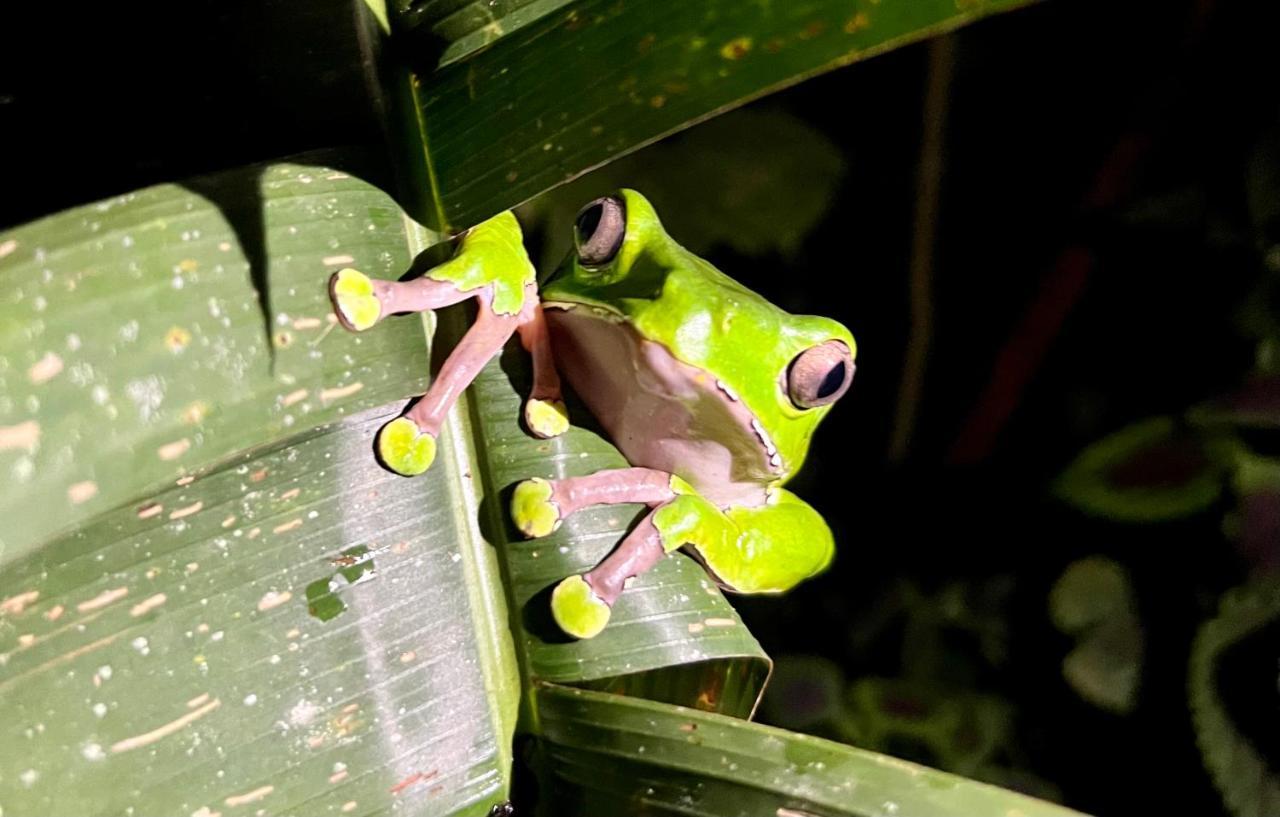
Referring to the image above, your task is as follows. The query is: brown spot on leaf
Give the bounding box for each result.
[77,587,128,613]
[169,501,203,520]
[28,351,63,384]
[223,785,273,808]
[257,590,292,611]
[320,382,364,403]
[165,326,192,353]
[273,518,302,534]
[137,502,163,519]
[844,11,871,33]
[2,590,40,616]
[158,438,192,461]
[68,481,98,504]
[130,593,167,617]
[0,420,40,452]
[719,36,753,60]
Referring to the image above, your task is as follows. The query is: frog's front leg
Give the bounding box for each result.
[515,302,568,439]
[327,211,567,476]
[372,284,532,475]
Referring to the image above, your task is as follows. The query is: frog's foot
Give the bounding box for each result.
[376,416,437,476]
[550,575,612,639]
[511,478,563,538]
[524,398,569,439]
[329,268,383,332]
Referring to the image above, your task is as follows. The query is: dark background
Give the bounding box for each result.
[3,1,1277,815]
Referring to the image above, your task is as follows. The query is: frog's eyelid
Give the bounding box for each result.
[574,196,626,267]
[786,341,855,409]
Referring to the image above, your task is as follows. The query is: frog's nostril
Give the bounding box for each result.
[787,341,854,409]
[574,196,626,267]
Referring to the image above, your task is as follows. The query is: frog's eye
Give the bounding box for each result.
[787,341,854,409]
[574,196,626,267]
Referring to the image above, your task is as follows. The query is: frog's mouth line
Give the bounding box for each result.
[542,302,785,506]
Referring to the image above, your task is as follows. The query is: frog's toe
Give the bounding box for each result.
[525,398,569,439]
[551,575,612,639]
[511,477,562,538]
[329,268,382,332]
[377,417,436,476]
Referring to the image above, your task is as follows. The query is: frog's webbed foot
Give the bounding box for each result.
[511,467,678,538]
[376,416,437,476]
[329,268,381,331]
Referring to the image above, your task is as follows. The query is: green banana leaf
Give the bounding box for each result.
[534,684,1084,817]
[0,0,1073,814]
[395,0,1037,229]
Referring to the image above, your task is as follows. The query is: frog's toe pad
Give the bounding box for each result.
[525,398,569,439]
[329,268,382,332]
[551,575,612,639]
[377,417,436,476]
[511,478,562,538]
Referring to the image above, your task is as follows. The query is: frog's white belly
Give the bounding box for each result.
[545,306,772,509]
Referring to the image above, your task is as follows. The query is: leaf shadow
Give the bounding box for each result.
[178,150,428,374]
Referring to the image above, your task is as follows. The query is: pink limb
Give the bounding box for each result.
[516,300,563,403]
[548,467,677,517]
[372,275,474,316]
[583,509,667,606]
[402,289,523,437]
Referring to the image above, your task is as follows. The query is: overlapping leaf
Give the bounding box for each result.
[534,684,1085,817]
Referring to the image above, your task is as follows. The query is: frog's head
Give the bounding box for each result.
[543,189,856,488]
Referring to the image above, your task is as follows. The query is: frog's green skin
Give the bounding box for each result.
[328,191,855,640]
[541,191,855,485]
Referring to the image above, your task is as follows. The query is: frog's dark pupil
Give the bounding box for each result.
[576,203,603,244]
[817,361,847,399]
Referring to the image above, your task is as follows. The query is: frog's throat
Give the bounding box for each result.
[543,302,780,509]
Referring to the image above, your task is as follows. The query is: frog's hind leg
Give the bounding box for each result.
[376,286,527,476]
[511,467,677,538]
[515,301,568,439]
[328,268,472,333]
[551,509,668,639]
[548,485,734,639]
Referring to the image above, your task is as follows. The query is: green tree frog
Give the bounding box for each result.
[328,190,855,639]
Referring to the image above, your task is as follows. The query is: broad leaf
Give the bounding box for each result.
[533,684,1085,817]
[399,0,1037,230]
[0,156,524,815]
[0,156,440,562]
[0,404,518,816]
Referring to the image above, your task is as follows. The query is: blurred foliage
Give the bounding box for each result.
[518,107,846,269]
[1049,558,1143,714]
[1047,111,1280,816]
